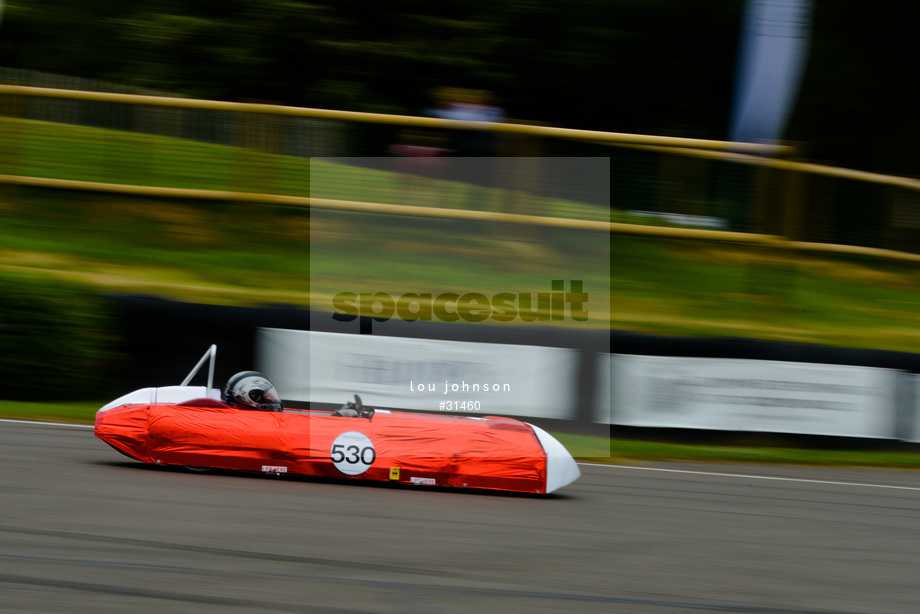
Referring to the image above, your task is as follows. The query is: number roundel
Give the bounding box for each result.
[330,431,376,475]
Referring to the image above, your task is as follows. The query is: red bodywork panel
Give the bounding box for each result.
[95,402,550,493]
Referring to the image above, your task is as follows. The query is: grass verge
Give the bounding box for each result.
[4,188,920,348]
[3,118,920,349]
[555,432,920,469]
[0,400,101,424]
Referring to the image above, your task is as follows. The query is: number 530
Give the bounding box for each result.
[331,444,375,464]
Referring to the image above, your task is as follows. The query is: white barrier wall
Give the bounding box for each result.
[912,375,920,443]
[257,328,580,419]
[595,353,614,425]
[598,354,899,439]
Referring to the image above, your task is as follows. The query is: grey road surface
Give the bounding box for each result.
[3,419,920,613]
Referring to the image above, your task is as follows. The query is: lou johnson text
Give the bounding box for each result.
[411,381,511,394]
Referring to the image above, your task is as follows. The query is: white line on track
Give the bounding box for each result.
[0,418,93,429]
[578,462,920,492]
[3,419,919,492]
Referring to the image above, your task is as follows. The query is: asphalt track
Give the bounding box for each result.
[4,420,920,613]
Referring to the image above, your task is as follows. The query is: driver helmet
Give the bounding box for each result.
[223,371,283,411]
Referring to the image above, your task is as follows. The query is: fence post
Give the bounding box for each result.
[0,91,24,177]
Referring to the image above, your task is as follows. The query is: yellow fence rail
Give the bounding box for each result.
[0,85,789,154]
[1,84,919,264]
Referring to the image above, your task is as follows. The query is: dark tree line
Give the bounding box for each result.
[0,0,915,175]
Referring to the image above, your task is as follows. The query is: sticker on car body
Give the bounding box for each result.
[330,431,376,475]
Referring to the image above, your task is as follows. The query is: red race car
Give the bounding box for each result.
[95,346,581,494]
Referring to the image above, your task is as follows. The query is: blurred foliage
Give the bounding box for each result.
[0,0,916,175]
[2,186,920,351]
[0,272,116,400]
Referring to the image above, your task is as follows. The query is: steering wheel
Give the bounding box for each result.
[354,394,375,419]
